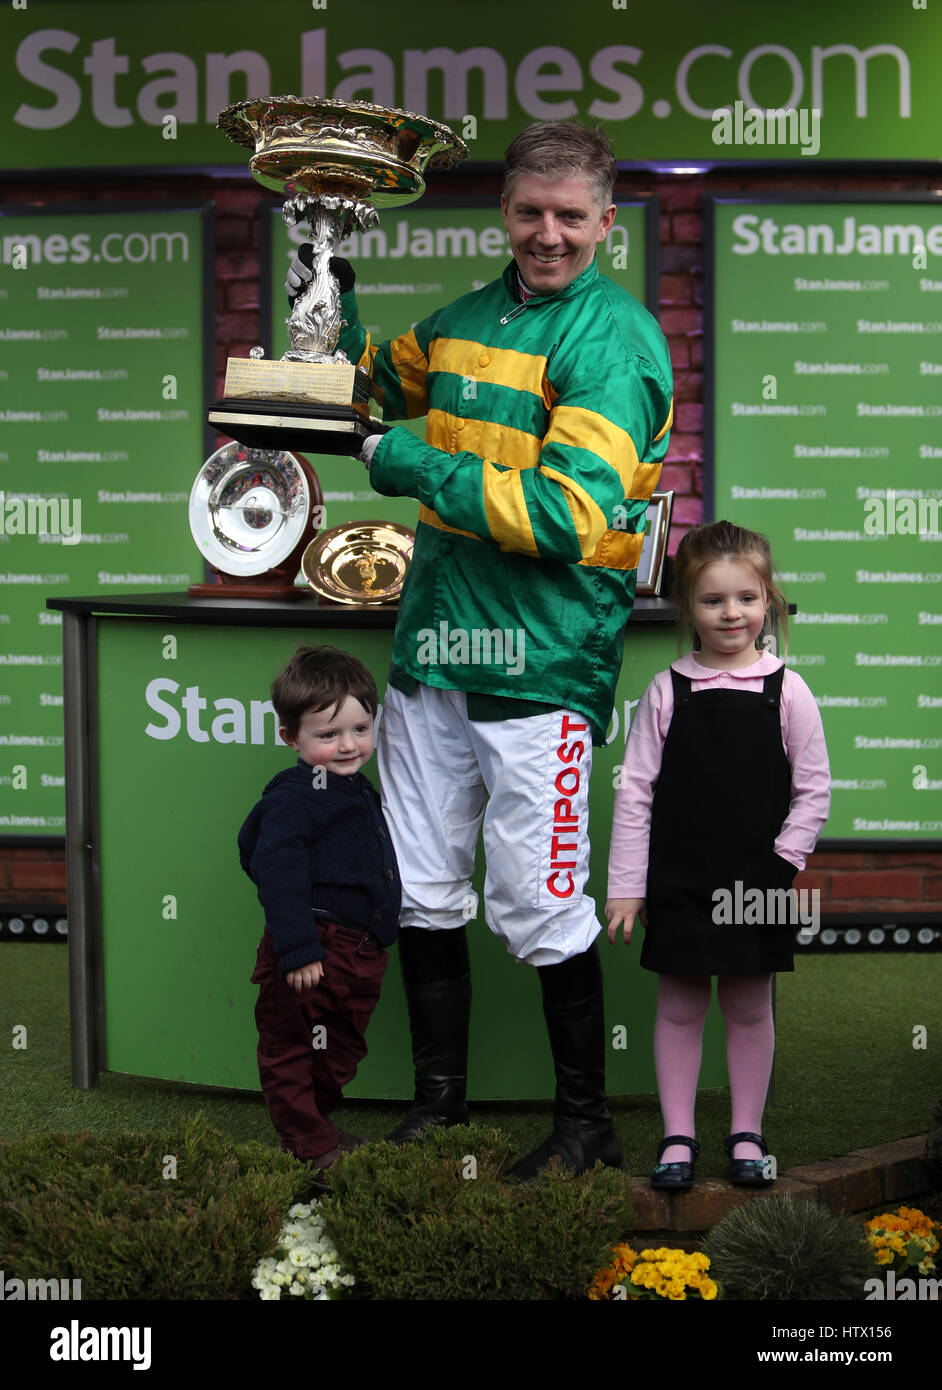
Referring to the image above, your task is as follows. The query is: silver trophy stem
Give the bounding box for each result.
[283,196,379,365]
[284,205,346,363]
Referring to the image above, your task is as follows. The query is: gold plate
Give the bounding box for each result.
[301,521,414,605]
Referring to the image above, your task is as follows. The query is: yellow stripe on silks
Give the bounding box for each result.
[654,397,674,442]
[389,329,430,417]
[481,465,540,556]
[580,527,645,571]
[539,464,609,556]
[426,410,541,471]
[417,504,483,542]
[431,338,551,404]
[548,405,639,495]
[631,460,663,503]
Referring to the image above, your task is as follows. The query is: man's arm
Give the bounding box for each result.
[369,352,674,564]
[338,284,437,423]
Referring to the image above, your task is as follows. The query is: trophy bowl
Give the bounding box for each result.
[217,95,468,209]
[209,96,468,454]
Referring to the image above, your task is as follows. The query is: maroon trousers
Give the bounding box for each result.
[251,922,388,1160]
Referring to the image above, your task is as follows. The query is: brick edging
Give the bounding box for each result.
[629,1135,936,1238]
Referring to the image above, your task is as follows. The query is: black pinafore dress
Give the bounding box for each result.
[640,665,797,975]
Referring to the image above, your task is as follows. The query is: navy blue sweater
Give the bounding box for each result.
[238,758,401,973]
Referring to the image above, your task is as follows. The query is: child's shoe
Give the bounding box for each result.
[724,1131,774,1186]
[650,1135,699,1190]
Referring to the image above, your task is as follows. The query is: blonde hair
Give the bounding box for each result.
[503,121,616,209]
[672,519,788,654]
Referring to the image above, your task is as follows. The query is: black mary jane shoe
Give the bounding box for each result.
[650,1134,699,1191]
[724,1131,774,1186]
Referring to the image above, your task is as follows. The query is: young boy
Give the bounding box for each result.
[238,645,401,1174]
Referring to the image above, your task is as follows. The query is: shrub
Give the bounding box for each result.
[0,1114,310,1300]
[702,1194,873,1300]
[319,1124,634,1300]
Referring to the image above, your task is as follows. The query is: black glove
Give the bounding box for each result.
[285,246,356,302]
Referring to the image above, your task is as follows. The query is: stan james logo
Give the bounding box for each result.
[547,715,588,900]
[0,491,82,545]
[415,620,526,675]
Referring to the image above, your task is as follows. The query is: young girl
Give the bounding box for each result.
[606,520,830,1189]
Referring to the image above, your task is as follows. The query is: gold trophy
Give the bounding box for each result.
[209,95,468,454]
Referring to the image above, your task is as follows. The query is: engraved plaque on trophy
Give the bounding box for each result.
[208,95,468,454]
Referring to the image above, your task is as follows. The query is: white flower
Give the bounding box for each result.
[288,1281,306,1296]
[260,1285,281,1300]
[288,1203,312,1219]
[289,1248,309,1266]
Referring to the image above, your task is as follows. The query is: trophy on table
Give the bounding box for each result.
[208,94,468,455]
[191,96,466,599]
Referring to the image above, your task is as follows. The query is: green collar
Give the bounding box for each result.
[501,255,600,307]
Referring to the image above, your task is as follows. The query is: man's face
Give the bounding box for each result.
[500,173,616,295]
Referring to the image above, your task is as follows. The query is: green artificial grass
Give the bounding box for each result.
[0,942,936,1178]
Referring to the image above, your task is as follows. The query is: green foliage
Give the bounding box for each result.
[702,1194,874,1301]
[0,1114,310,1300]
[318,1124,634,1300]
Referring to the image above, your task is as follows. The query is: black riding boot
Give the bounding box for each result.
[384,926,471,1143]
[512,942,622,1180]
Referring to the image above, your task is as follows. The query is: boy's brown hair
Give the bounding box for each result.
[272,645,378,738]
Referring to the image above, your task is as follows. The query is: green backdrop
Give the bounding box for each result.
[0,204,210,837]
[710,197,942,843]
[95,615,728,1098]
[4,0,940,166]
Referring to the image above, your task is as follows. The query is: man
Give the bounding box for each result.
[287,120,673,1179]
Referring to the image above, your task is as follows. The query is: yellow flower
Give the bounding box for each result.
[875,1249,893,1265]
[700,1279,718,1300]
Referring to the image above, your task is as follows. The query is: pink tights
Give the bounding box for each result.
[654,973,774,1163]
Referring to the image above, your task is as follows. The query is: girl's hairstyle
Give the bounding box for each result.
[503,120,616,211]
[672,519,789,653]
[271,645,378,738]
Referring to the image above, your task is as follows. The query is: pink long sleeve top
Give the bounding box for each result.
[607,651,831,899]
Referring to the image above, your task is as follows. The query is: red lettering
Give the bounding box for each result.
[550,836,577,863]
[547,870,575,899]
[556,740,585,765]
[554,767,579,796]
[559,715,588,738]
[553,797,577,824]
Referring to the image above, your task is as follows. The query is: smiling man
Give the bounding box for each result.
[287,120,674,1179]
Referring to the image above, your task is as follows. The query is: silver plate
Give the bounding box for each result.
[189,442,312,576]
